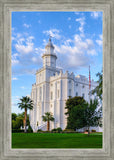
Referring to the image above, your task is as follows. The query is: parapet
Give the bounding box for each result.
[50,70,76,82]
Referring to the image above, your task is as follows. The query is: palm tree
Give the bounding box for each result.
[42,112,54,131]
[18,96,34,133]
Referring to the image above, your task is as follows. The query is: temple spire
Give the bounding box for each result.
[49,34,52,41]
[42,38,57,68]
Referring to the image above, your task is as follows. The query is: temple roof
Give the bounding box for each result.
[45,38,54,49]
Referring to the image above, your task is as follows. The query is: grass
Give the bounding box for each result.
[12,132,102,148]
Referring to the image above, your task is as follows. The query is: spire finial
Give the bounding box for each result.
[49,35,53,42]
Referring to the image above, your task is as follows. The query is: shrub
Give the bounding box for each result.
[44,131,51,133]
[37,129,43,132]
[56,127,62,133]
[51,128,57,132]
[12,129,24,133]
[91,129,96,132]
[27,125,33,133]
[63,129,76,133]
[85,130,89,132]
[63,129,74,132]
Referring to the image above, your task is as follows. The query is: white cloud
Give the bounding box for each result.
[54,34,97,70]
[99,34,102,39]
[12,27,15,31]
[12,29,98,75]
[63,39,72,46]
[43,29,61,40]
[12,53,19,66]
[12,102,17,107]
[42,39,47,45]
[76,17,85,36]
[12,96,20,100]
[96,34,103,46]
[31,57,37,62]
[96,40,102,46]
[74,12,80,15]
[23,23,31,28]
[12,77,18,80]
[12,37,15,41]
[12,59,19,66]
[91,12,102,19]
[12,33,43,75]
[69,25,71,29]
[20,86,25,89]
[68,17,71,21]
[15,36,34,54]
[38,20,41,24]
[17,33,22,38]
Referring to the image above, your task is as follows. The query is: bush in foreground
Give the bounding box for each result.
[51,127,62,133]
[12,129,24,133]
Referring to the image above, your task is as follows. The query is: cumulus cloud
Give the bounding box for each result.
[23,23,31,28]
[76,17,85,37]
[43,29,61,40]
[12,29,98,75]
[69,25,71,29]
[96,34,103,46]
[15,36,34,54]
[91,12,102,19]
[12,33,42,75]
[12,53,19,66]
[12,36,15,41]
[12,77,18,80]
[54,34,97,70]
[20,86,25,89]
[74,12,80,15]
[68,17,71,21]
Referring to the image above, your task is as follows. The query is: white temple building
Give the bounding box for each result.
[29,38,102,132]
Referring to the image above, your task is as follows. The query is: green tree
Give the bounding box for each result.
[12,112,31,131]
[17,96,34,133]
[12,116,23,129]
[12,113,17,121]
[65,96,88,130]
[65,97,102,135]
[12,120,17,129]
[42,112,54,131]
[92,71,103,101]
[84,99,102,136]
[17,112,30,127]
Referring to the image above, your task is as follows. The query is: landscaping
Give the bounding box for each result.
[12,132,102,148]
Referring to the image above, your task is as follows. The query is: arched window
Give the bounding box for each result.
[51,92,53,100]
[69,89,71,97]
[82,85,85,88]
[82,93,85,98]
[76,92,78,96]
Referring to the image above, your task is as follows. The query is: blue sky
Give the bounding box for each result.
[11,11,103,114]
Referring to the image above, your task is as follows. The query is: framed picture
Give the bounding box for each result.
[0,0,114,159]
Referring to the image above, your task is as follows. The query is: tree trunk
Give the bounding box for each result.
[24,108,27,133]
[47,121,50,131]
[23,118,25,128]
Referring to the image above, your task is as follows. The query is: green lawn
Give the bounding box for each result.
[12,133,102,148]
